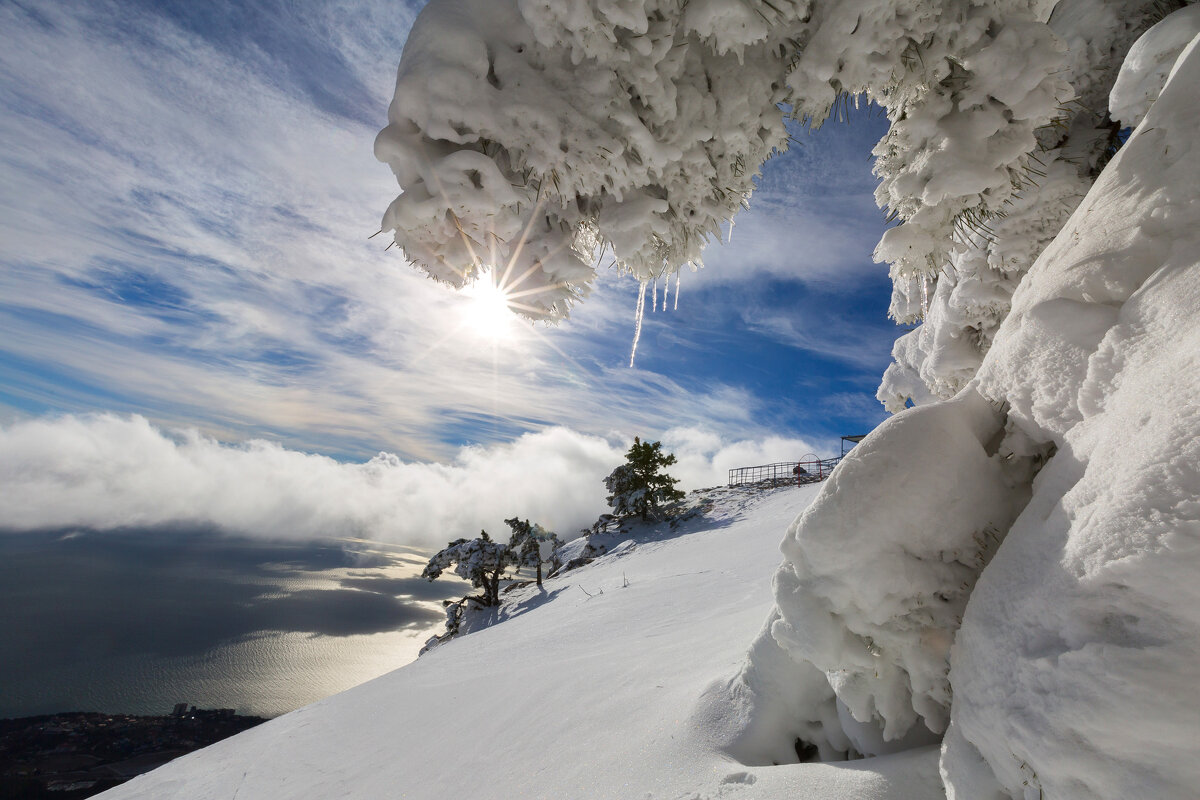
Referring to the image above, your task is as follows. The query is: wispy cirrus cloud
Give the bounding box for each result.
[0,0,897,463]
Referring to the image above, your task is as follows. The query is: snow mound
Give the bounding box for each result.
[97,485,944,800]
[1109,4,1200,128]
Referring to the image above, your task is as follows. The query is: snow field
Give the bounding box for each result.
[100,485,943,800]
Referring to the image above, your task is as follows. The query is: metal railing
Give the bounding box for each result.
[727,454,842,488]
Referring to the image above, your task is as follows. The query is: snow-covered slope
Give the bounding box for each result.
[99,485,943,800]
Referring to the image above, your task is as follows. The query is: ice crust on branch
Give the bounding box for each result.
[376,0,1073,328]
[876,0,1176,411]
[376,0,794,319]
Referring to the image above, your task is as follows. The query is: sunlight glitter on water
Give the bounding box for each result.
[0,531,469,718]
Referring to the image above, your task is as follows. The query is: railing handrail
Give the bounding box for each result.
[726,456,842,487]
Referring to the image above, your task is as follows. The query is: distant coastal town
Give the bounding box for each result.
[0,705,267,799]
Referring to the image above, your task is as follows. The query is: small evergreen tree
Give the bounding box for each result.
[604,437,685,521]
[503,517,562,587]
[422,531,508,607]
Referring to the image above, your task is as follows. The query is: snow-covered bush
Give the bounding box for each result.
[423,518,564,643]
[604,437,685,521]
[423,532,510,607]
[504,516,562,586]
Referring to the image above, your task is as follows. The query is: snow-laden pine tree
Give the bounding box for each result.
[381,2,1200,797]
[423,532,510,607]
[376,0,1166,384]
[603,437,685,521]
[503,516,562,586]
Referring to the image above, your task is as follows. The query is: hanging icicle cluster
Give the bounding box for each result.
[628,270,684,367]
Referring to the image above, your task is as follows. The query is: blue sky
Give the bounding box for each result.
[0,1,900,469]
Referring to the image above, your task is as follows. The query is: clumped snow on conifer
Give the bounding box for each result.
[376,0,1084,332]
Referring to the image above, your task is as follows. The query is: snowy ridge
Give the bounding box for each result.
[100,484,943,800]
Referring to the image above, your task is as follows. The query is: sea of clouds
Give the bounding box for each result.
[0,414,818,547]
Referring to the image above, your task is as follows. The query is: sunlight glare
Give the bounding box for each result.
[461,271,517,341]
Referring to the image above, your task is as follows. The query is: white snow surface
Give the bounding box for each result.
[98,485,944,800]
[1109,4,1200,128]
[111,8,1200,800]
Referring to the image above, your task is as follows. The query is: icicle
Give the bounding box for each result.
[652,279,657,313]
[662,274,669,311]
[629,280,647,368]
[726,218,735,244]
[673,272,680,311]
[921,274,930,317]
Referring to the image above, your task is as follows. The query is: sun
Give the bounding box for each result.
[461,270,517,341]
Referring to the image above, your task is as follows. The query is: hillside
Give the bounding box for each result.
[99,484,942,800]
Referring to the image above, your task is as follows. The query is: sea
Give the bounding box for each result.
[0,528,467,719]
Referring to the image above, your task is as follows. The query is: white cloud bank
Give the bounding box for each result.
[0,415,817,546]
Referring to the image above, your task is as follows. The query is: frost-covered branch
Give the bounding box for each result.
[377,0,1070,329]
